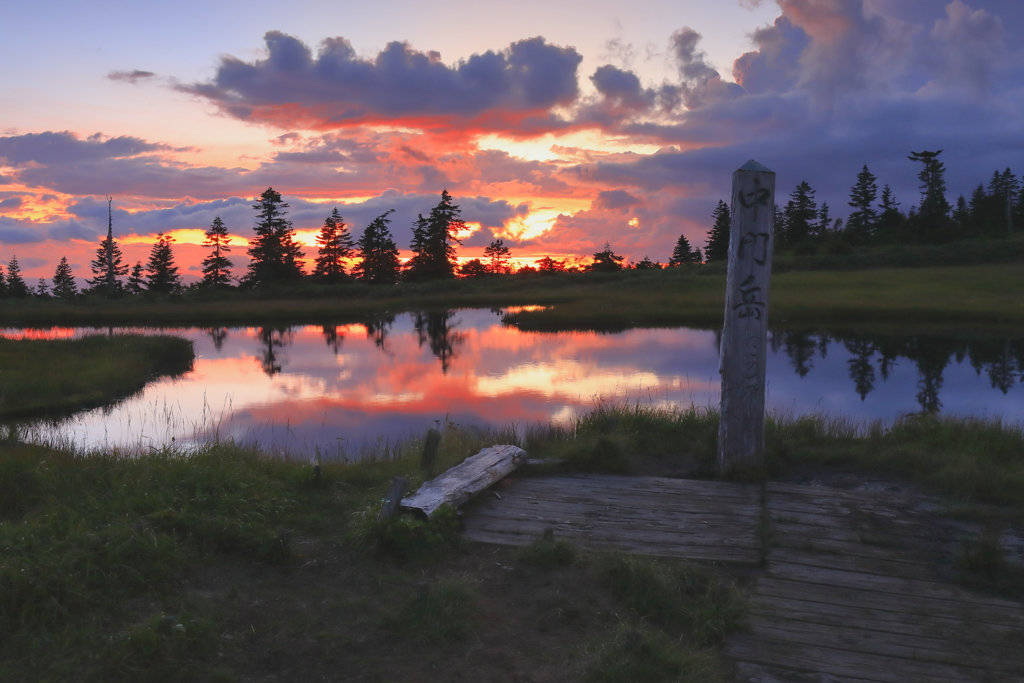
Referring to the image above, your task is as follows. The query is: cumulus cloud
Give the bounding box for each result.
[182,32,583,133]
[592,190,641,210]
[0,217,46,245]
[0,197,23,212]
[929,0,1007,92]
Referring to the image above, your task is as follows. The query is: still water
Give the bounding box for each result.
[7,309,1024,456]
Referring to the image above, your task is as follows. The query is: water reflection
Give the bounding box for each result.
[3,313,1022,456]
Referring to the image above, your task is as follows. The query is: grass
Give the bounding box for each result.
[584,623,726,683]
[1,260,1023,331]
[0,334,194,419]
[517,535,578,568]
[382,575,480,644]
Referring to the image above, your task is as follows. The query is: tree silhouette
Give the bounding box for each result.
[5,255,30,298]
[405,190,464,280]
[201,216,233,287]
[87,226,128,294]
[256,326,292,376]
[536,256,566,273]
[587,242,625,272]
[668,234,701,266]
[365,313,396,351]
[704,200,731,262]
[145,233,182,294]
[51,257,78,300]
[353,210,401,284]
[414,310,464,373]
[0,263,5,297]
[458,258,489,278]
[847,165,879,240]
[127,262,145,294]
[35,278,49,298]
[844,338,877,400]
[783,181,817,248]
[906,150,952,243]
[313,208,355,282]
[209,327,228,352]
[633,255,661,270]
[246,187,305,285]
[483,238,512,274]
[321,325,344,354]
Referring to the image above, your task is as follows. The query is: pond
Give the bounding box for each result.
[6,309,1023,457]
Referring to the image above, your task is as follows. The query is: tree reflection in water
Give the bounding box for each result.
[770,329,1024,413]
[321,325,344,354]
[209,327,228,352]
[256,326,293,376]
[413,310,465,373]
[364,314,395,352]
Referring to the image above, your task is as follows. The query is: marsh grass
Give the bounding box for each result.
[517,535,578,568]
[0,334,194,419]
[584,623,726,683]
[381,575,479,644]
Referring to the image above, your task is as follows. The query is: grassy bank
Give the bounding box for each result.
[2,406,1023,680]
[1,261,1023,331]
[0,334,195,419]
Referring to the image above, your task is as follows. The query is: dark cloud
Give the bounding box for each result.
[182,32,583,131]
[107,70,157,84]
[733,16,810,94]
[0,218,46,244]
[592,190,641,210]
[0,131,167,165]
[0,197,23,212]
[929,1,1007,92]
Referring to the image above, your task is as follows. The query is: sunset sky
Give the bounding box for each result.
[2,0,1023,281]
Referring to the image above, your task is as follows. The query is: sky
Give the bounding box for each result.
[2,0,1023,281]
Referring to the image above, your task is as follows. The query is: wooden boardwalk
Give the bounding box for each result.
[461,475,1024,682]
[462,473,763,564]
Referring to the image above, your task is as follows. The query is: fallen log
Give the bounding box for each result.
[401,444,528,519]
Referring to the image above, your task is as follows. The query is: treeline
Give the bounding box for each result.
[0,148,1020,300]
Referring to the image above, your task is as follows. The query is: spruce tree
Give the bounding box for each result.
[536,256,566,273]
[0,263,6,297]
[876,185,903,236]
[846,164,879,239]
[483,239,512,274]
[246,187,305,285]
[313,207,354,281]
[783,181,817,247]
[353,210,401,284]
[87,235,128,292]
[457,259,489,278]
[586,243,625,272]
[201,216,233,287]
[127,262,145,294]
[52,257,78,300]
[35,278,49,298]
[5,255,30,298]
[705,200,731,262]
[405,190,464,280]
[633,255,661,270]
[145,233,182,294]
[816,202,832,238]
[907,150,952,242]
[987,168,1019,235]
[668,233,701,266]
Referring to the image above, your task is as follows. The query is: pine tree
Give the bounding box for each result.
[907,150,952,242]
[313,208,354,281]
[876,185,903,236]
[52,257,78,300]
[34,278,48,297]
[705,200,731,262]
[987,168,1019,235]
[816,202,832,239]
[246,187,305,285]
[536,256,566,273]
[457,259,489,278]
[783,181,817,247]
[405,190,464,280]
[145,233,182,294]
[846,164,879,239]
[633,255,661,270]
[483,239,512,274]
[201,216,233,287]
[0,263,6,298]
[6,255,30,298]
[127,262,145,294]
[586,242,625,272]
[353,210,401,284]
[952,195,972,237]
[668,233,701,266]
[87,236,128,293]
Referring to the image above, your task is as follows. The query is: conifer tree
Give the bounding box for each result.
[987,168,1019,235]
[353,210,401,284]
[457,258,489,278]
[633,255,661,270]
[907,150,953,242]
[0,263,6,297]
[877,185,903,234]
[846,164,879,239]
[705,200,731,262]
[816,202,832,238]
[405,190,464,280]
[87,234,128,292]
[127,262,145,294]
[145,233,182,294]
[246,187,305,285]
[51,257,78,300]
[483,239,512,274]
[668,233,701,266]
[586,242,625,272]
[536,256,566,273]
[783,181,817,247]
[312,207,354,281]
[5,255,30,298]
[35,278,49,298]
[201,216,233,287]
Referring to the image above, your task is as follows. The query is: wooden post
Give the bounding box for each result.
[377,476,408,522]
[718,160,775,477]
[420,428,441,471]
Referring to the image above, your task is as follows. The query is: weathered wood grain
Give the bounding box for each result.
[401,444,527,518]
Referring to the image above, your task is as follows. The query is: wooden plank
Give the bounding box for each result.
[733,660,878,683]
[765,547,946,582]
[766,482,925,505]
[726,635,982,683]
[518,475,760,501]
[401,444,527,518]
[505,490,761,517]
[755,577,1024,628]
[470,500,761,530]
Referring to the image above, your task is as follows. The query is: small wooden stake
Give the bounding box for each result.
[420,428,441,471]
[377,476,408,522]
[718,159,775,477]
